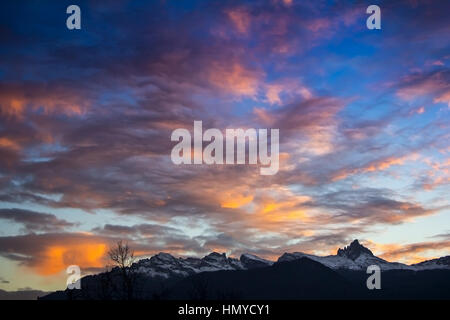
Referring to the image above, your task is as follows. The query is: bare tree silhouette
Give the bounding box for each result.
[108,240,136,300]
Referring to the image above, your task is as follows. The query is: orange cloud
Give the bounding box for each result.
[1,99,26,118]
[221,194,254,209]
[226,8,251,34]
[397,71,450,107]
[332,153,420,181]
[307,18,330,32]
[35,242,107,275]
[0,233,112,276]
[209,62,262,98]
[264,80,313,105]
[422,158,450,190]
[416,106,425,114]
[366,239,450,265]
[265,84,283,105]
[253,107,274,125]
[434,90,450,107]
[260,201,308,222]
[0,84,89,119]
[250,189,313,228]
[0,137,21,151]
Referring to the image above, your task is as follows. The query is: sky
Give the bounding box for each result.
[0,0,449,292]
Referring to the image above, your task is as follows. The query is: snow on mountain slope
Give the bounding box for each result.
[277,252,406,270]
[132,252,247,279]
[411,256,450,270]
[130,240,449,280]
[132,251,276,279]
[278,240,414,271]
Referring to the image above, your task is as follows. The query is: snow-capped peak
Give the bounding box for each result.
[278,240,416,271]
[152,252,177,262]
[132,251,263,279]
[131,241,449,280]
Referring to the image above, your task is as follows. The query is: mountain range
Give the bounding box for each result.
[128,239,449,278]
[40,240,450,300]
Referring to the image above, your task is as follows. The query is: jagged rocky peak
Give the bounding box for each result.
[146,252,179,266]
[205,252,226,258]
[200,252,244,270]
[337,239,373,260]
[203,252,227,262]
[276,252,299,263]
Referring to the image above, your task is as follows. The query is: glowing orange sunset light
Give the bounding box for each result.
[35,243,107,275]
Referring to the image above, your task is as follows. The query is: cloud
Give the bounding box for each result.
[0,233,111,275]
[420,158,450,190]
[226,7,251,35]
[0,0,449,286]
[264,79,313,105]
[209,62,263,98]
[0,277,9,284]
[331,153,420,181]
[397,69,450,107]
[367,239,450,264]
[0,137,21,151]
[310,187,446,226]
[0,226,206,275]
[0,208,75,232]
[0,82,91,119]
[92,223,182,239]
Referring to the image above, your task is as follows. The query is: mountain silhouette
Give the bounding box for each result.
[337,239,374,260]
[40,240,450,300]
